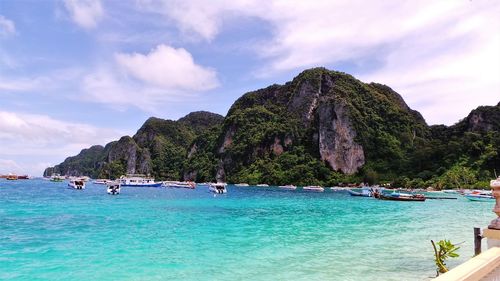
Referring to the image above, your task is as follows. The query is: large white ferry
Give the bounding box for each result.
[118,175,162,187]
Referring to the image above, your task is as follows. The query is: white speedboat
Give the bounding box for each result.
[465,193,494,202]
[256,184,269,187]
[209,182,227,194]
[68,179,85,190]
[107,182,121,195]
[94,179,112,185]
[465,188,494,202]
[163,181,196,189]
[235,183,249,187]
[303,186,324,192]
[348,187,372,197]
[278,185,297,190]
[118,175,162,187]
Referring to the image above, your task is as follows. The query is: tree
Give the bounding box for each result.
[431,239,460,276]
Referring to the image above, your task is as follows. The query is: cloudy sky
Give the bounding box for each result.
[1,0,499,175]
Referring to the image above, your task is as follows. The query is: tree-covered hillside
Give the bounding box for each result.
[44,68,500,189]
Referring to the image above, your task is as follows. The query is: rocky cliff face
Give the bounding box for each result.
[44,112,224,179]
[107,136,152,175]
[317,101,365,174]
[463,104,500,133]
[215,68,427,181]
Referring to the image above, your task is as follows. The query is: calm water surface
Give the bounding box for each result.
[0,179,493,280]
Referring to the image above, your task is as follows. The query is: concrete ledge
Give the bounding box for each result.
[483,228,500,240]
[434,247,500,281]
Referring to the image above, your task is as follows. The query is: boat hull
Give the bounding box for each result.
[107,188,120,195]
[209,183,227,194]
[303,186,324,192]
[278,185,297,190]
[209,187,227,194]
[163,182,196,189]
[465,195,494,202]
[120,183,162,187]
[68,183,85,190]
[379,194,425,202]
[348,189,372,197]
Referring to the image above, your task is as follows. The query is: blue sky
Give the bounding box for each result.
[1,0,499,175]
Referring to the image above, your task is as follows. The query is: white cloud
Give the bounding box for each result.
[0,111,119,146]
[115,44,218,91]
[0,159,22,174]
[81,44,218,112]
[0,76,49,91]
[0,15,15,36]
[63,0,104,29]
[82,68,168,112]
[136,0,227,41]
[140,0,500,124]
[0,111,124,175]
[0,68,83,92]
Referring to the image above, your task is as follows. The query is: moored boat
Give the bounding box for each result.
[278,185,297,190]
[303,186,324,192]
[163,181,196,189]
[378,192,425,202]
[107,182,121,195]
[348,188,372,197]
[464,189,494,202]
[235,183,249,187]
[118,175,162,187]
[256,184,269,187]
[68,179,85,190]
[50,174,65,182]
[209,182,227,194]
[465,193,494,202]
[94,179,113,185]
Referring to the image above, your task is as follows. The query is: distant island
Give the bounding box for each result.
[45,67,500,189]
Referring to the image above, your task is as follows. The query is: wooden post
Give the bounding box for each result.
[474,227,482,256]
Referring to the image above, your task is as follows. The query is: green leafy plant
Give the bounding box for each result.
[431,239,460,275]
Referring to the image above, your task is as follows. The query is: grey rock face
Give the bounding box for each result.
[216,160,226,182]
[43,167,56,177]
[317,102,365,174]
[218,125,236,154]
[108,136,151,174]
[187,144,198,159]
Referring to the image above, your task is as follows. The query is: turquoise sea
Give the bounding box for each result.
[0,179,494,281]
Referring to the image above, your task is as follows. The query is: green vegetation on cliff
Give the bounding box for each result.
[44,68,500,189]
[45,111,224,180]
